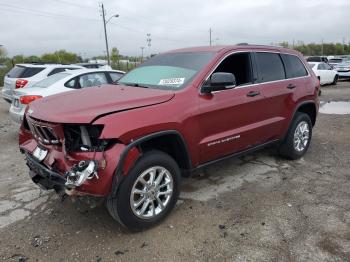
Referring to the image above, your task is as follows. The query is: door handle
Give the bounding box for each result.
[246,90,260,97]
[287,84,296,89]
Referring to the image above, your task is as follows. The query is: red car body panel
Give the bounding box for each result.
[19,45,319,197]
[28,85,175,124]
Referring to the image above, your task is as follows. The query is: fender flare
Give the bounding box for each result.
[282,100,317,140]
[110,130,192,197]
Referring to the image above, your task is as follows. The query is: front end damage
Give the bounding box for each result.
[19,114,129,198]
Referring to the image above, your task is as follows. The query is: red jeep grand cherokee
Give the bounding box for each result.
[19,45,320,230]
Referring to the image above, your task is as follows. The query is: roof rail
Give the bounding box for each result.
[236,43,284,48]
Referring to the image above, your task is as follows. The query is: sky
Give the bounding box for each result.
[0,0,349,58]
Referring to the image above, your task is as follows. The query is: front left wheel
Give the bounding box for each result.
[332,75,338,85]
[107,150,181,231]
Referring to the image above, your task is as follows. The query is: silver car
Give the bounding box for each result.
[9,69,124,124]
[2,63,83,103]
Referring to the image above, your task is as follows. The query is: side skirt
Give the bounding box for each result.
[192,139,280,172]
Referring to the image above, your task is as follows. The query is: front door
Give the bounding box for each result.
[197,52,269,164]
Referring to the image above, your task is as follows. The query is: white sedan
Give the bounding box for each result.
[308,62,338,85]
[9,68,124,124]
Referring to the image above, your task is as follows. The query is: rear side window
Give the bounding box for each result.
[7,66,25,78]
[34,73,70,88]
[317,63,326,70]
[109,72,124,82]
[7,66,45,78]
[255,52,285,83]
[48,68,66,76]
[65,78,77,88]
[281,54,308,78]
[48,67,80,76]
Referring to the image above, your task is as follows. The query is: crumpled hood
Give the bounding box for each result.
[28,84,175,123]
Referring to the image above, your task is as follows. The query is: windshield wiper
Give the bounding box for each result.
[121,82,151,88]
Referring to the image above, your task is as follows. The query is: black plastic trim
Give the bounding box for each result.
[194,139,279,171]
[110,130,191,197]
[283,100,317,140]
[26,153,66,191]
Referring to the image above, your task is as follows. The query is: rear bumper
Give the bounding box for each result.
[1,88,12,103]
[9,104,25,124]
[337,71,350,78]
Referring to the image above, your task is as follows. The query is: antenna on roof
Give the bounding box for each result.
[236,43,249,46]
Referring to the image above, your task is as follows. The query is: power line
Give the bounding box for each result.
[1,2,203,47]
[0,3,99,22]
[46,0,96,9]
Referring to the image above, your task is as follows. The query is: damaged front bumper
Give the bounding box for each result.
[26,152,66,191]
[20,136,126,197]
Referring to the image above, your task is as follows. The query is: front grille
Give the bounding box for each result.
[26,117,61,145]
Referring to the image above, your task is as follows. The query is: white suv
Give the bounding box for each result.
[2,63,83,103]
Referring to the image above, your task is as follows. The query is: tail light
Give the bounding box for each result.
[16,79,28,89]
[20,95,42,105]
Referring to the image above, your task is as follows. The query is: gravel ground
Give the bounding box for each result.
[0,81,349,262]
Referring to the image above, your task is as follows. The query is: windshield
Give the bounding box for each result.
[32,72,70,88]
[118,52,215,90]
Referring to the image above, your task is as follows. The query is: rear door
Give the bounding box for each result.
[256,52,309,139]
[251,52,292,141]
[323,63,336,83]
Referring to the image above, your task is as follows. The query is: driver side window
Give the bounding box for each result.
[212,52,253,86]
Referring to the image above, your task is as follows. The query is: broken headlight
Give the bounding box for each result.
[65,160,99,188]
[64,124,117,152]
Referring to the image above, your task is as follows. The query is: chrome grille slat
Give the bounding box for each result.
[26,117,60,145]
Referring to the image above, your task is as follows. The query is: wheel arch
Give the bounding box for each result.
[110,130,192,197]
[282,100,317,141]
[296,101,317,127]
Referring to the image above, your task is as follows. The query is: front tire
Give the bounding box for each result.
[332,75,338,85]
[107,150,181,231]
[279,112,312,160]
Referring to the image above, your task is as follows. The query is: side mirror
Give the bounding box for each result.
[201,72,236,94]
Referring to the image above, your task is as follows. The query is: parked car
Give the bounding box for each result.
[19,45,319,230]
[306,56,329,63]
[2,63,84,103]
[75,63,112,70]
[308,62,338,85]
[328,58,349,67]
[333,61,350,79]
[10,69,124,124]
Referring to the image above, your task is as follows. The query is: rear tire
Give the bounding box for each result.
[332,75,338,85]
[107,150,181,231]
[278,112,312,160]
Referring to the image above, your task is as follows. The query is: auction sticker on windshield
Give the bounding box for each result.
[159,78,185,86]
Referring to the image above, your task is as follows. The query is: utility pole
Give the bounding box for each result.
[209,28,212,46]
[321,38,324,56]
[100,3,119,65]
[101,4,109,65]
[140,47,145,62]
